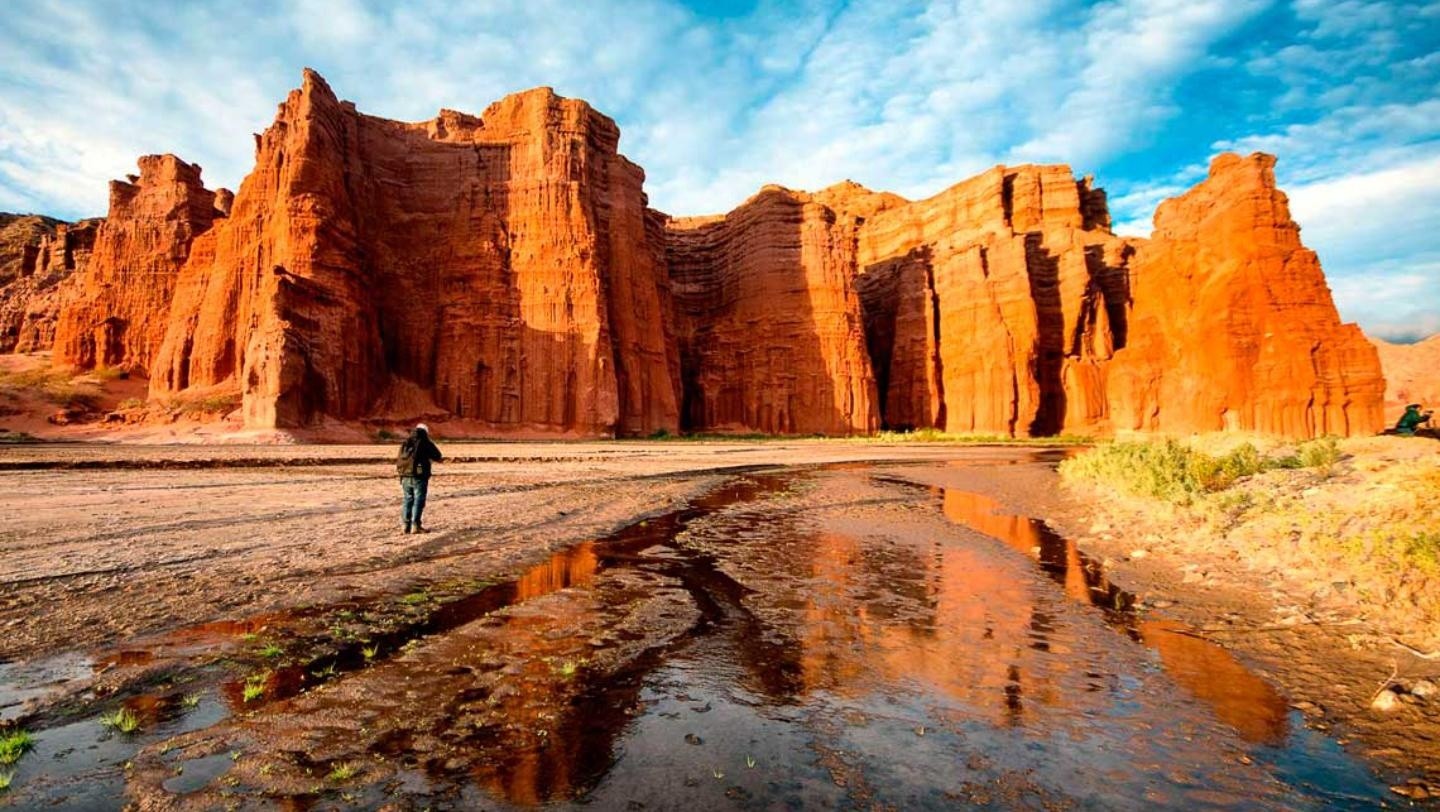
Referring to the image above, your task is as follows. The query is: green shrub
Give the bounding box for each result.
[0,730,35,765]
[1297,437,1342,470]
[1061,440,1268,504]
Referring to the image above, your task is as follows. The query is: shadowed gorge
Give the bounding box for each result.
[0,71,1383,439]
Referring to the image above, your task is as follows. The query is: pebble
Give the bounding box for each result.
[1130,549,1148,560]
[1411,679,1437,699]
[1371,689,1402,712]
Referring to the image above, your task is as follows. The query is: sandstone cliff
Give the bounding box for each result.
[1112,154,1384,437]
[52,156,224,373]
[666,187,879,435]
[0,215,101,353]
[1370,334,1440,424]
[149,70,679,435]
[14,71,1381,439]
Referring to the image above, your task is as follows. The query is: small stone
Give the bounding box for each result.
[1151,600,1174,609]
[1371,689,1401,712]
[1130,549,1148,560]
[1410,680,1437,699]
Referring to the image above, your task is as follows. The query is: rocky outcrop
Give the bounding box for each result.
[149,70,679,435]
[1370,334,1440,424]
[665,187,879,435]
[846,166,1130,436]
[1111,154,1384,437]
[23,70,1380,439]
[52,156,224,373]
[0,215,100,353]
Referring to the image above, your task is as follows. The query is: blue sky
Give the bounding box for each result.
[1,0,1436,339]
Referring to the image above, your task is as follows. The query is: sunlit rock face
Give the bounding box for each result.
[0,215,101,353]
[31,70,1380,438]
[144,70,680,435]
[1111,153,1384,437]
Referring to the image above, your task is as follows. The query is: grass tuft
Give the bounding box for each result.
[100,708,141,734]
[242,673,268,703]
[1058,438,1341,506]
[0,730,35,765]
[327,761,360,782]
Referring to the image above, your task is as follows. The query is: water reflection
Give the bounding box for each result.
[1137,620,1289,744]
[935,485,1290,746]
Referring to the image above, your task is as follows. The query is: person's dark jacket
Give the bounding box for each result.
[396,430,443,478]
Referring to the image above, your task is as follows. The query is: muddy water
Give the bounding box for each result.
[1,458,1397,809]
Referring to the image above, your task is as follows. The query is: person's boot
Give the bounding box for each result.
[403,523,412,534]
[412,524,429,534]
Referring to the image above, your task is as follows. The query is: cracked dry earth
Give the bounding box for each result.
[0,442,1417,809]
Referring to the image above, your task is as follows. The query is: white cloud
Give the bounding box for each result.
[0,0,1434,339]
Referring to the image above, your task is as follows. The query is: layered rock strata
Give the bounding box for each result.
[145,71,679,434]
[15,71,1381,438]
[1111,154,1383,436]
[665,188,878,435]
[0,215,100,353]
[52,156,223,372]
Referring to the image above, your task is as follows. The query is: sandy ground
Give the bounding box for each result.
[2,440,1437,806]
[0,441,1040,661]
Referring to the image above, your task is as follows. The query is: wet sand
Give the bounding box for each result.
[0,442,1414,808]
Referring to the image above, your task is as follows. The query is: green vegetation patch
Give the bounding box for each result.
[1059,438,1343,506]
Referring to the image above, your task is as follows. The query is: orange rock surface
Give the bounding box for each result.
[149,71,679,435]
[844,165,1129,436]
[13,71,1381,439]
[1112,154,1384,437]
[665,187,879,435]
[52,155,223,373]
[0,215,100,353]
[1369,334,1440,423]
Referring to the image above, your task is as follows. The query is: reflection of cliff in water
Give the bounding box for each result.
[936,485,1290,746]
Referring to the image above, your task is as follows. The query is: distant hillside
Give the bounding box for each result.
[1370,334,1440,423]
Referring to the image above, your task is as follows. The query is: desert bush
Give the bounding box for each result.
[117,397,145,410]
[1297,436,1343,471]
[1059,440,1277,504]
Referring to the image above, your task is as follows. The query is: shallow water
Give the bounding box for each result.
[0,457,1398,809]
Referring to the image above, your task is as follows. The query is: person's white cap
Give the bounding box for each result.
[416,423,429,433]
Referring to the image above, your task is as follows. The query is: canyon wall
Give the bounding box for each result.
[0,215,100,353]
[665,188,879,435]
[52,156,223,373]
[10,71,1381,438]
[148,70,679,435]
[1110,154,1384,437]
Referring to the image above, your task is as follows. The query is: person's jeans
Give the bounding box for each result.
[400,476,430,527]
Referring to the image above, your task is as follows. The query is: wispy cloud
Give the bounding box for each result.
[0,0,1435,337]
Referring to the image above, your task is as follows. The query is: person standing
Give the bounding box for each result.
[396,423,443,533]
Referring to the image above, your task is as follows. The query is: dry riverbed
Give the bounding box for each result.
[0,440,1434,808]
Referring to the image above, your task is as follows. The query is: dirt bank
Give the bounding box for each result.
[1046,435,1440,800]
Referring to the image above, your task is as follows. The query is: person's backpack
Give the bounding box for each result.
[396,436,419,476]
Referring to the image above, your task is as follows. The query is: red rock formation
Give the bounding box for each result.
[665,187,878,435]
[27,70,1379,439]
[1110,154,1384,437]
[0,216,100,353]
[52,155,223,373]
[848,166,1130,436]
[150,70,679,435]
